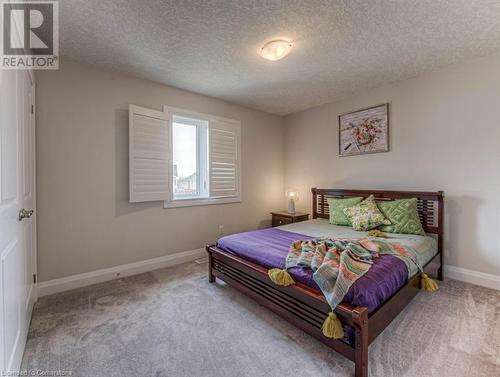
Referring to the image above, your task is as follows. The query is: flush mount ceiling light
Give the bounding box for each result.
[260,40,293,61]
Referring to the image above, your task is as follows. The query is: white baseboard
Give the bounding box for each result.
[37,251,500,297]
[444,264,500,291]
[37,248,206,297]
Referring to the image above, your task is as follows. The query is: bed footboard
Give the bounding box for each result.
[207,245,369,377]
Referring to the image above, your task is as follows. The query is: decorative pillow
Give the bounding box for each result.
[343,195,391,231]
[377,198,425,236]
[327,197,363,226]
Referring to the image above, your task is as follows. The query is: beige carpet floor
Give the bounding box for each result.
[22,261,500,377]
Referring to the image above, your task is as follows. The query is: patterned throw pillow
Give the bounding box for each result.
[377,198,425,236]
[343,195,391,231]
[327,197,363,226]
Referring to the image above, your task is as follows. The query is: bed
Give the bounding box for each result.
[206,188,444,377]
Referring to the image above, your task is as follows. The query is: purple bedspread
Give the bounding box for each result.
[216,228,409,315]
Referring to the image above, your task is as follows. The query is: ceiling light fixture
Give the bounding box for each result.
[260,40,293,61]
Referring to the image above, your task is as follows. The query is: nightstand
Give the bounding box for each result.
[270,211,310,227]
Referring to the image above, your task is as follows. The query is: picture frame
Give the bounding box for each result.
[338,103,390,157]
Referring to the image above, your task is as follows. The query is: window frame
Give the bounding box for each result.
[163,105,241,209]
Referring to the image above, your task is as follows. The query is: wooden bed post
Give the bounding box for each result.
[352,307,369,377]
[311,188,318,219]
[437,191,444,281]
[206,245,216,283]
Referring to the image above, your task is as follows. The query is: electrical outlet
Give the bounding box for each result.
[218,225,224,236]
[195,257,208,264]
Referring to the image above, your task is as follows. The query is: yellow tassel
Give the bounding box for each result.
[420,273,439,292]
[321,312,344,339]
[367,230,388,238]
[268,268,295,286]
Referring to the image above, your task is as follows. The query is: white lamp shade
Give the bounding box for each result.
[285,189,299,201]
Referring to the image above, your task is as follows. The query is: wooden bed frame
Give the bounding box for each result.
[206,188,444,377]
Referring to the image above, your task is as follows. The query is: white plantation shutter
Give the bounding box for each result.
[209,119,241,199]
[129,105,170,202]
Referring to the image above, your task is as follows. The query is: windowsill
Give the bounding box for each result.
[164,196,241,209]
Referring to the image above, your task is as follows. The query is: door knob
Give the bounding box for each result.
[19,208,34,221]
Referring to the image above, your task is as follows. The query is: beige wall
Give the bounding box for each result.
[36,59,284,282]
[284,54,500,276]
[37,54,500,282]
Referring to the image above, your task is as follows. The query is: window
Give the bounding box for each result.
[172,115,208,199]
[128,104,241,208]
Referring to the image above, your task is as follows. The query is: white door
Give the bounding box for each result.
[0,66,37,373]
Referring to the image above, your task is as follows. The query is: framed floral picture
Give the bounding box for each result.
[338,103,389,157]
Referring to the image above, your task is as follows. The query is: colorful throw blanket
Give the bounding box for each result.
[285,238,423,312]
[268,236,437,339]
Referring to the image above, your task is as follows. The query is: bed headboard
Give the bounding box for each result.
[311,188,444,237]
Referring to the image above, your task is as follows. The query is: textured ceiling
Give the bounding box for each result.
[59,0,500,115]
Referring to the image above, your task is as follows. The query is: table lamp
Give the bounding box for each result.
[285,190,299,214]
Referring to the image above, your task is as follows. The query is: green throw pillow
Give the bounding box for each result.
[327,197,363,226]
[343,195,391,231]
[377,198,425,236]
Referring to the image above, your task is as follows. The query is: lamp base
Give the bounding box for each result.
[287,199,296,214]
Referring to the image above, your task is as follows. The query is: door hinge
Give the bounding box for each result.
[33,274,37,284]
[31,104,34,114]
